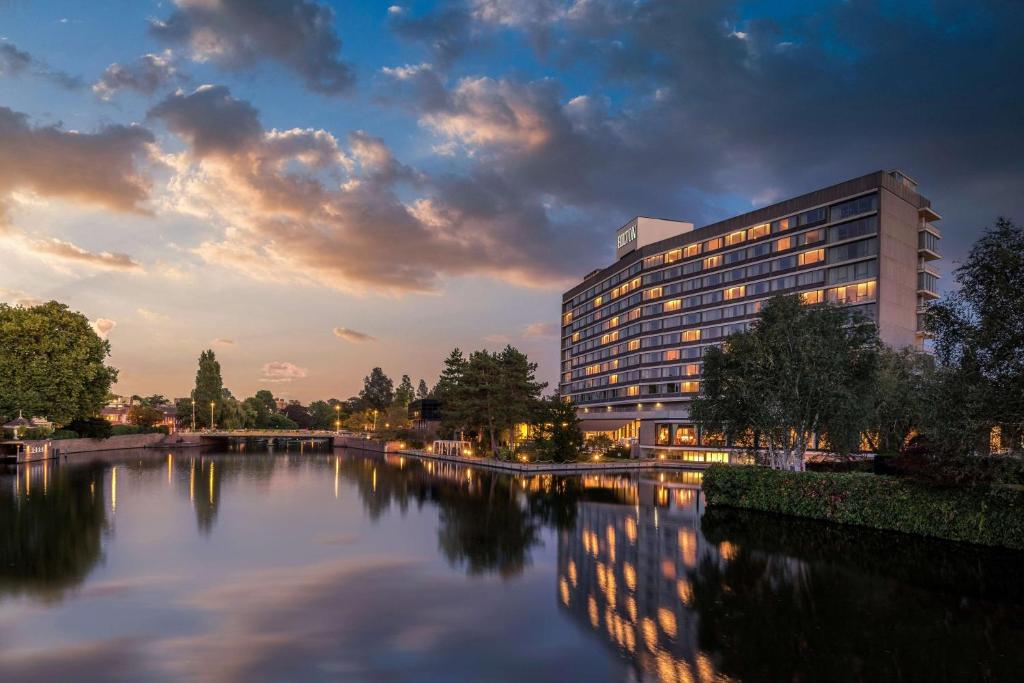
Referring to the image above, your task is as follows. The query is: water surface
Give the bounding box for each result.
[1,447,1022,682]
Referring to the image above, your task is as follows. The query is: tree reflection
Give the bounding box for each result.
[0,462,108,601]
[692,508,1024,681]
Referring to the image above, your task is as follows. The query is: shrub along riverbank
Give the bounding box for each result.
[702,465,1024,550]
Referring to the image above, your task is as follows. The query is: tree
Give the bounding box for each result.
[242,396,271,428]
[435,349,468,437]
[863,347,933,455]
[693,295,879,470]
[394,374,415,407]
[192,350,223,428]
[360,367,394,411]
[308,400,337,430]
[926,217,1024,453]
[140,394,169,407]
[0,301,118,425]
[128,404,163,429]
[495,345,546,448]
[533,395,584,462]
[416,379,430,400]
[266,412,299,429]
[281,403,313,428]
[254,389,277,413]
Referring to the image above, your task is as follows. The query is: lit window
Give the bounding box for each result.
[776,217,793,231]
[609,374,619,384]
[749,223,770,240]
[626,385,640,396]
[627,339,640,352]
[563,312,573,324]
[673,426,696,446]
[681,381,700,393]
[664,349,680,361]
[703,255,722,269]
[775,236,793,252]
[724,285,745,301]
[682,329,701,342]
[798,248,825,266]
[683,244,700,258]
[724,230,746,246]
[684,363,700,376]
[704,237,723,251]
[572,332,580,342]
[645,286,663,300]
[656,425,671,446]
[664,299,682,312]
[666,249,682,263]
[800,290,824,304]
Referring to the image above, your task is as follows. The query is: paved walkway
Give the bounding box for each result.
[386,447,711,474]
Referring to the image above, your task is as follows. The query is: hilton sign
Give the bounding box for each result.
[614,217,694,259]
[616,223,637,250]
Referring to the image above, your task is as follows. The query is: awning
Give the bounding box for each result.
[579,418,632,433]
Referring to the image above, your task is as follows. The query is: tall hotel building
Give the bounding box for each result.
[560,170,942,460]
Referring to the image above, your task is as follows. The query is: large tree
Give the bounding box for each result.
[191,349,223,428]
[0,301,118,425]
[254,389,277,414]
[926,217,1024,453]
[359,367,394,411]
[532,395,584,462]
[416,379,430,400]
[495,346,546,447]
[394,374,415,408]
[693,295,879,470]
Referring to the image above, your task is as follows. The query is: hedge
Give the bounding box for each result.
[702,465,1024,550]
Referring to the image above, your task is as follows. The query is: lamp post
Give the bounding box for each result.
[209,401,216,430]
[372,409,378,431]
[334,404,341,434]
[191,391,196,432]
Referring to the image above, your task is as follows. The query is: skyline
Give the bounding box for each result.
[1,0,1022,402]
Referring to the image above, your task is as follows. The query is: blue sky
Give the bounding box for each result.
[1,0,1021,402]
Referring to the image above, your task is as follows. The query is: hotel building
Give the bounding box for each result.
[559,170,942,460]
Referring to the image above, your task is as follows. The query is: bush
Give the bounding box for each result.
[111,424,141,436]
[66,417,112,439]
[51,429,79,440]
[877,452,1024,488]
[702,465,1024,550]
[21,427,53,440]
[605,444,632,459]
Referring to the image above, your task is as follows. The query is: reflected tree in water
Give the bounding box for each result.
[0,463,108,601]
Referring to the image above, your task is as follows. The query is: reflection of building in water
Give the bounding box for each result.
[558,478,729,683]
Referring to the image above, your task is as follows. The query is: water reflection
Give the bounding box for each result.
[0,449,1022,682]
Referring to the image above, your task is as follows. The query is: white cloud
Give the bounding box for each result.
[333,327,375,343]
[260,361,308,383]
[91,318,117,339]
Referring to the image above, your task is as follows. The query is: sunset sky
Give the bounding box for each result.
[1,0,1021,402]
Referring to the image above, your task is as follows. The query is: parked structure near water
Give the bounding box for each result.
[560,170,941,460]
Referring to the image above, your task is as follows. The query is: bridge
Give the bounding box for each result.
[195,430,365,448]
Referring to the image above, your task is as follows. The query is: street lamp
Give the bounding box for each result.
[209,401,216,430]
[372,409,378,431]
[334,404,341,434]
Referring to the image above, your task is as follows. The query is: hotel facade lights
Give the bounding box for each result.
[560,170,940,460]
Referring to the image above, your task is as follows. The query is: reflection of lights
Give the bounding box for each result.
[641,617,658,652]
[679,528,697,567]
[677,579,693,606]
[189,459,195,501]
[372,467,377,493]
[719,541,738,561]
[625,516,637,544]
[167,453,173,484]
[623,562,637,591]
[626,596,637,624]
[334,457,339,498]
[209,461,215,504]
[587,596,599,628]
[658,607,677,639]
[559,577,570,606]
[568,559,577,587]
[111,466,117,512]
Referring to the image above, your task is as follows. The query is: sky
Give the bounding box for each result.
[0,0,1021,403]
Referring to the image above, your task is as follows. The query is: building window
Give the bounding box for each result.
[665,249,682,264]
[682,329,701,342]
[664,299,682,312]
[704,237,723,251]
[656,424,671,446]
[684,363,700,376]
[749,223,770,240]
[723,285,745,301]
[830,193,878,221]
[608,374,618,384]
[684,244,701,258]
[664,349,680,361]
[829,279,877,304]
[681,381,700,393]
[594,296,602,306]
[800,290,824,304]
[701,429,726,446]
[798,249,825,266]
[627,385,640,396]
[628,339,640,351]
[703,255,722,269]
[673,426,696,446]
[774,236,793,252]
[644,286,663,300]
[724,230,746,246]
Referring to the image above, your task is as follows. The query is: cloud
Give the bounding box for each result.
[0,41,82,89]
[93,51,186,100]
[150,0,355,95]
[136,307,168,321]
[19,237,142,271]
[0,106,154,221]
[149,85,589,293]
[260,361,308,382]
[212,337,235,346]
[0,288,43,307]
[91,318,117,339]
[333,327,375,343]
[521,321,556,338]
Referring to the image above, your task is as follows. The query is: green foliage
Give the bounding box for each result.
[254,390,277,413]
[66,417,112,439]
[925,217,1024,454]
[360,367,394,411]
[878,453,1024,489]
[0,301,118,424]
[22,427,52,440]
[192,349,223,428]
[265,412,299,429]
[532,395,584,462]
[702,465,1024,549]
[51,429,79,440]
[393,374,414,408]
[416,379,430,399]
[693,295,879,469]
[128,404,163,429]
[307,400,338,430]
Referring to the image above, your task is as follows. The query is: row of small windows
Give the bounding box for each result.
[564,193,878,314]
[566,238,878,344]
[569,381,702,404]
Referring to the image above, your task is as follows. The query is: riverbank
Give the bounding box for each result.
[702,465,1024,550]
[343,441,712,473]
[3,433,201,463]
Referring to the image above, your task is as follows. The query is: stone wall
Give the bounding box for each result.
[40,433,201,457]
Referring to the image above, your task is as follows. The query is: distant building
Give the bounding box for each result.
[408,399,442,436]
[560,170,941,461]
[101,403,178,433]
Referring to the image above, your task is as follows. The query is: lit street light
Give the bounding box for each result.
[210,401,216,430]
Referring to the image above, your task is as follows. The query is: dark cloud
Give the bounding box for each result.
[0,41,82,89]
[148,85,262,156]
[388,0,1024,270]
[0,106,154,216]
[150,0,355,95]
[93,51,186,101]
[389,6,478,68]
[149,85,587,292]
